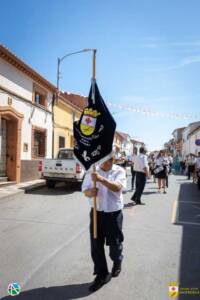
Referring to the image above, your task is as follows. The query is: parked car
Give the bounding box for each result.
[39,148,85,188]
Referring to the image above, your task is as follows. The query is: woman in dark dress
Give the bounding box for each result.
[154,151,167,194]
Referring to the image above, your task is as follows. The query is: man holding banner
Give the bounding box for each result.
[73,79,126,292]
[82,154,126,291]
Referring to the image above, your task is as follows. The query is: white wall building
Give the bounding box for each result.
[117,132,133,156]
[0,45,56,182]
[182,122,200,158]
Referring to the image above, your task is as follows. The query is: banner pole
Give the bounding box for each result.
[92,49,97,239]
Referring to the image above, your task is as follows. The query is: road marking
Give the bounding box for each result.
[193,206,200,210]
[178,201,200,204]
[176,221,200,226]
[171,200,178,224]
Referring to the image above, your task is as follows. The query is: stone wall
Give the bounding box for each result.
[20,160,41,182]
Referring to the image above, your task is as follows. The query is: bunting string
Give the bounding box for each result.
[106,101,198,120]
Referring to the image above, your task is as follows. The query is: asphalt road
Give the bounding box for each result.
[0,173,200,300]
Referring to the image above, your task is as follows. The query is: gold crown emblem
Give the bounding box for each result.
[84,108,101,118]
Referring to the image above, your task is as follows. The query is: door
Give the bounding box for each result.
[0,119,7,177]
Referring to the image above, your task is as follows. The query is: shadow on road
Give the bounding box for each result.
[176,178,188,182]
[175,181,200,299]
[25,183,81,196]
[143,191,157,195]
[124,202,134,209]
[1,282,92,300]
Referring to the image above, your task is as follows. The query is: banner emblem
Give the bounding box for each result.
[80,108,100,136]
[168,282,179,298]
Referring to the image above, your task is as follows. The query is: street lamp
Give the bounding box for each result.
[52,48,97,157]
[56,48,96,93]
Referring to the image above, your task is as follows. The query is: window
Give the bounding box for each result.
[58,149,74,159]
[34,92,46,106]
[32,128,46,158]
[59,136,65,148]
[33,83,47,107]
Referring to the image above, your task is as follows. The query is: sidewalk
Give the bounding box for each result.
[0,179,45,200]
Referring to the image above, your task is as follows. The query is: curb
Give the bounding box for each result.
[24,182,46,192]
[0,181,46,201]
[0,189,24,202]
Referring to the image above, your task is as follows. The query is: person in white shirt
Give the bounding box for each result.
[187,154,196,182]
[131,147,149,205]
[82,155,126,292]
[154,151,168,194]
[131,147,138,190]
[163,153,170,188]
[195,152,200,190]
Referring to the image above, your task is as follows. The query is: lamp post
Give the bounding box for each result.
[56,48,96,93]
[52,48,97,157]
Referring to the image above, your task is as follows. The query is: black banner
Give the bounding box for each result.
[73,81,116,170]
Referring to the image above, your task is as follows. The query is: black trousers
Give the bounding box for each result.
[188,165,195,180]
[197,172,200,190]
[90,209,124,277]
[131,166,136,189]
[132,171,146,203]
[166,175,168,187]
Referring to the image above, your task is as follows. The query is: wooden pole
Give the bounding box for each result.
[92,49,97,239]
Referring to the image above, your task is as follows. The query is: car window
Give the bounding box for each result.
[58,150,74,159]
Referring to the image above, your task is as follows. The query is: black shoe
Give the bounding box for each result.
[112,262,122,277]
[89,273,111,292]
[136,202,146,205]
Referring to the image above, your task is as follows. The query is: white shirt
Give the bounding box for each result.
[163,157,170,165]
[187,156,196,165]
[131,154,137,164]
[196,157,200,169]
[133,154,148,173]
[155,157,164,166]
[168,156,173,164]
[82,164,127,212]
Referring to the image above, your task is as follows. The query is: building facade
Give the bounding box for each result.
[53,92,87,157]
[131,139,145,153]
[113,131,124,153]
[0,45,55,182]
[182,122,200,158]
[117,131,133,156]
[172,127,185,157]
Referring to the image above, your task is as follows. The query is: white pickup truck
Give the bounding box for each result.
[39,148,85,188]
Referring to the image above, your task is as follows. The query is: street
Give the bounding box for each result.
[0,173,200,300]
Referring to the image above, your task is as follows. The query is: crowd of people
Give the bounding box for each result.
[81,149,200,292]
[128,149,200,206]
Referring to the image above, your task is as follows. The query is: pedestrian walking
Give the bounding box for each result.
[174,155,180,174]
[180,158,186,175]
[130,147,148,205]
[82,156,126,292]
[168,154,173,174]
[131,148,138,190]
[148,154,154,181]
[163,153,170,188]
[195,152,200,190]
[154,151,168,194]
[187,154,196,182]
